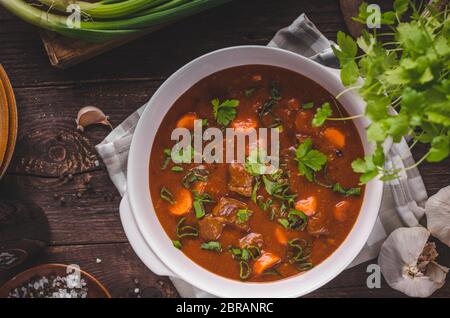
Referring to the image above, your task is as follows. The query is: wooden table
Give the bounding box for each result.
[0,0,449,298]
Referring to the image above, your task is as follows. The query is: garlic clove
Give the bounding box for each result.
[425,185,450,248]
[378,227,448,298]
[76,106,112,132]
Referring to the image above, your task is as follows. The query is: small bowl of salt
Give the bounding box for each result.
[0,263,111,298]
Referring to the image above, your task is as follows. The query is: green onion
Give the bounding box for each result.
[160,187,175,204]
[176,217,199,238]
[0,0,231,42]
[201,241,222,252]
[172,239,183,249]
[182,166,208,188]
[239,261,251,280]
[192,191,214,219]
[38,0,171,19]
[161,148,172,170]
[171,166,184,172]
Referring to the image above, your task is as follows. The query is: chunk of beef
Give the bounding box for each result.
[212,197,249,231]
[239,233,264,249]
[198,215,225,241]
[307,211,330,237]
[228,163,253,197]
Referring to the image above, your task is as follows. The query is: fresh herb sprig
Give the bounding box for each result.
[211,98,240,126]
[295,138,327,182]
[318,0,449,183]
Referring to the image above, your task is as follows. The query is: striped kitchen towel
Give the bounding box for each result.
[95,13,428,296]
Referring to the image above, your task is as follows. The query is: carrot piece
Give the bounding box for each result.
[192,181,207,194]
[252,74,262,82]
[231,118,258,133]
[295,196,317,216]
[323,128,345,149]
[274,226,288,246]
[287,98,300,111]
[176,113,198,130]
[168,188,193,216]
[334,200,350,222]
[253,252,281,275]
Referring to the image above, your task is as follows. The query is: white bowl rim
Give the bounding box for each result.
[126,45,384,298]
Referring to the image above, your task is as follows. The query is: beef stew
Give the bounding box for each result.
[149,65,365,282]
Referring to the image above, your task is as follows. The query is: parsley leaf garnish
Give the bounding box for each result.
[236,209,253,224]
[295,138,327,182]
[332,183,361,196]
[211,98,239,126]
[312,102,332,127]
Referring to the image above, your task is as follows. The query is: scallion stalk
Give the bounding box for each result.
[0,0,231,42]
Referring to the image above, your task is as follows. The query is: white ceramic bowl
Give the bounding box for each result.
[121,46,384,298]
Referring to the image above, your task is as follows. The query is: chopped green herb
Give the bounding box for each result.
[211,98,239,126]
[302,102,314,109]
[172,240,182,249]
[244,149,273,176]
[201,241,222,252]
[262,171,297,205]
[258,82,282,118]
[228,246,260,261]
[160,187,175,204]
[161,148,172,170]
[332,183,361,196]
[295,138,327,182]
[241,248,250,261]
[182,166,209,189]
[257,196,273,212]
[287,210,308,231]
[176,217,199,238]
[236,209,252,224]
[251,178,260,203]
[244,87,256,98]
[192,191,214,219]
[312,102,332,127]
[263,268,281,276]
[288,238,311,262]
[171,166,184,172]
[295,262,313,272]
[277,218,290,229]
[246,245,261,260]
[239,261,251,280]
[171,145,194,164]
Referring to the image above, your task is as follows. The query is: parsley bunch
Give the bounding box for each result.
[318,0,450,183]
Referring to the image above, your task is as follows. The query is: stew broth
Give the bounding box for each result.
[150,65,365,282]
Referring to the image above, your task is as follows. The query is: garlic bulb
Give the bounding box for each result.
[76,106,112,132]
[378,227,448,298]
[426,186,450,248]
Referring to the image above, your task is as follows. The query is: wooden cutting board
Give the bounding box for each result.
[0,64,18,179]
[40,30,147,69]
[0,78,8,169]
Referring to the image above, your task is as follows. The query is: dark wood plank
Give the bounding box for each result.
[0,242,178,298]
[0,0,346,87]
